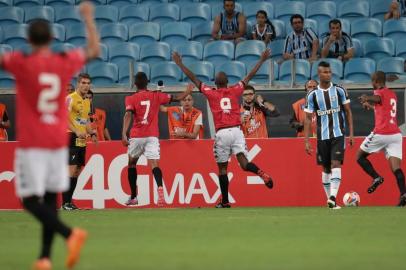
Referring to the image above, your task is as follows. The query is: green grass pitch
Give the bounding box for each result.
[0,207,405,270]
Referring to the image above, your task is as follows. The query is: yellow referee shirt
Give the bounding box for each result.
[66,91,91,147]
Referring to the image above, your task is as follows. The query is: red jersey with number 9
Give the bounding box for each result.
[200,81,245,130]
[125,90,171,138]
[1,49,85,148]
[373,87,400,135]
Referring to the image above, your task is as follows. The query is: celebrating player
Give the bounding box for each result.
[122,72,193,207]
[173,49,274,208]
[0,2,99,269]
[304,61,354,210]
[357,71,406,207]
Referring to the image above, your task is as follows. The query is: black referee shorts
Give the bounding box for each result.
[316,136,345,168]
[68,132,86,166]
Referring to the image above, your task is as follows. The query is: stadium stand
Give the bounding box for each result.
[246,59,278,84]
[160,21,191,48]
[383,18,406,41]
[279,59,311,84]
[215,61,246,84]
[350,18,382,45]
[45,0,75,7]
[344,58,376,83]
[364,37,395,62]
[149,3,179,25]
[129,22,160,44]
[119,61,150,84]
[24,5,55,23]
[191,21,213,44]
[100,23,128,47]
[337,0,370,22]
[275,1,305,26]
[172,41,203,62]
[235,40,266,62]
[203,40,235,66]
[0,7,24,27]
[87,62,119,86]
[51,23,66,42]
[139,41,171,64]
[180,3,211,27]
[119,4,149,25]
[150,61,182,85]
[54,6,82,28]
[0,70,14,88]
[182,60,214,83]
[242,1,273,23]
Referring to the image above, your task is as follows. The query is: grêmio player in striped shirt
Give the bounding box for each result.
[303,61,354,210]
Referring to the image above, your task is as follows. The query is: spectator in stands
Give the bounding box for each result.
[283,14,319,62]
[240,85,279,138]
[290,80,317,137]
[251,10,276,46]
[211,0,247,44]
[384,0,404,20]
[67,83,75,94]
[161,84,203,139]
[86,90,111,141]
[0,102,10,141]
[321,19,354,62]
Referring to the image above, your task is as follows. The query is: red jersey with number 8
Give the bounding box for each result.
[125,90,171,138]
[373,87,400,135]
[1,49,85,148]
[200,81,245,130]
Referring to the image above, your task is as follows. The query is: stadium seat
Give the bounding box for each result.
[128,22,160,45]
[352,38,363,57]
[203,41,235,66]
[2,24,28,48]
[192,21,213,45]
[107,0,136,8]
[77,0,106,5]
[14,43,32,53]
[242,2,274,23]
[94,5,119,26]
[311,58,343,83]
[51,23,65,43]
[0,70,15,88]
[211,2,242,19]
[383,19,406,41]
[377,57,405,76]
[149,3,179,25]
[215,61,246,85]
[344,58,376,83]
[396,38,406,58]
[93,43,109,62]
[24,6,54,23]
[14,0,43,7]
[87,62,118,87]
[66,23,85,46]
[337,0,369,22]
[364,38,395,61]
[139,42,171,64]
[182,61,214,83]
[351,18,382,45]
[100,23,128,47]
[271,19,285,40]
[370,0,394,22]
[245,59,278,84]
[172,41,203,62]
[306,1,336,27]
[150,61,182,85]
[119,5,149,26]
[109,42,140,68]
[119,61,150,85]
[275,1,305,26]
[235,40,266,62]
[138,0,166,5]
[0,7,24,27]
[50,42,75,52]
[180,3,211,27]
[318,18,350,38]
[279,59,311,83]
[268,39,284,60]
[0,0,12,7]
[160,22,191,48]
[55,6,82,28]
[0,44,13,54]
[45,0,74,7]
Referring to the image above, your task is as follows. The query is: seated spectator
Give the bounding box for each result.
[321,19,354,62]
[283,14,319,62]
[161,84,203,139]
[0,102,10,141]
[211,0,246,44]
[240,85,279,138]
[251,10,276,46]
[384,1,403,20]
[86,90,112,141]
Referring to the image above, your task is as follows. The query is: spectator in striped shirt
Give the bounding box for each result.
[283,14,319,62]
[321,19,354,62]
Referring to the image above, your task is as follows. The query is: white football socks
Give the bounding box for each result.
[330,168,342,199]
[322,172,331,199]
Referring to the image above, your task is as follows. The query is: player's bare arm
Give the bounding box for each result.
[304,112,313,155]
[172,53,202,89]
[121,111,133,146]
[243,49,271,85]
[86,122,98,143]
[171,83,194,102]
[359,94,382,105]
[344,103,354,146]
[160,105,168,113]
[80,2,101,61]
[211,15,221,39]
[174,124,201,139]
[235,13,246,39]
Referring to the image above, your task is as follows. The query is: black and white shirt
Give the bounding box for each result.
[251,23,276,41]
[322,32,353,58]
[284,27,318,59]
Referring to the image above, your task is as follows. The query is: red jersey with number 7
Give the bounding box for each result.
[200,81,245,130]
[1,49,85,148]
[373,87,400,135]
[125,90,171,138]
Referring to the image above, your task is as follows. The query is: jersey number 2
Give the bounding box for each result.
[37,73,61,123]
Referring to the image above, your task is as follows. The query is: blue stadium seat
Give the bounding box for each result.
[172,41,203,62]
[337,0,369,22]
[3,24,28,48]
[242,2,274,23]
[306,1,336,27]
[180,3,211,27]
[211,2,242,19]
[235,40,266,62]
[352,38,363,57]
[24,6,54,23]
[76,0,106,5]
[95,5,119,27]
[275,1,305,26]
[87,62,118,87]
[50,42,74,52]
[0,26,3,43]
[344,58,376,83]
[109,42,140,68]
[129,22,160,45]
[279,59,311,83]
[14,0,43,7]
[150,61,182,85]
[351,18,382,45]
[100,23,128,47]
[55,6,81,28]
[383,19,406,41]
[246,59,278,84]
[0,7,24,27]
[172,0,195,3]
[92,43,109,62]
[377,57,405,76]
[66,23,85,46]
[119,5,149,26]
[0,70,15,88]
[14,43,32,53]
[119,61,150,85]
[203,41,234,66]
[140,42,171,64]
[45,0,75,7]
[192,21,213,44]
[0,44,13,54]
[182,61,214,83]
[0,0,12,7]
[370,0,394,22]
[138,0,166,5]
[318,18,350,38]
[107,0,136,8]
[215,61,246,85]
[149,3,179,25]
[364,37,395,61]
[268,39,284,60]
[311,58,343,83]
[271,19,285,40]
[160,22,191,48]
[51,23,65,43]
[396,38,406,58]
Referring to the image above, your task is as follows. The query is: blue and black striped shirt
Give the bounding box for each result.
[284,27,318,59]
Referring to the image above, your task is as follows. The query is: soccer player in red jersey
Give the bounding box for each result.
[0,2,100,269]
[173,49,274,208]
[121,72,193,207]
[357,71,406,207]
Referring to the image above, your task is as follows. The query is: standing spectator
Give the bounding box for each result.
[240,85,279,138]
[161,84,203,139]
[87,90,111,141]
[290,80,317,137]
[0,102,10,141]
[211,0,247,44]
[321,19,354,62]
[384,1,404,20]
[251,10,276,46]
[283,14,319,61]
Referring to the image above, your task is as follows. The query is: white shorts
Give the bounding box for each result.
[14,148,69,198]
[213,127,248,163]
[360,132,403,159]
[128,137,160,160]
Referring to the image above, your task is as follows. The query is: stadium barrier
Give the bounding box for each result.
[0,138,403,209]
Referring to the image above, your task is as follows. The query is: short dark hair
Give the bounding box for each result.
[329,19,342,29]
[373,71,386,84]
[290,14,304,25]
[77,73,91,83]
[28,19,52,46]
[318,61,330,68]
[244,85,256,92]
[134,72,148,89]
[224,0,235,3]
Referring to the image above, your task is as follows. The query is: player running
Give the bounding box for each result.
[304,61,354,210]
[122,72,193,207]
[357,71,406,207]
[173,49,274,208]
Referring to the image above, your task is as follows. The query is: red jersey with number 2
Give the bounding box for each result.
[200,81,245,130]
[373,87,400,135]
[1,49,85,148]
[125,90,171,138]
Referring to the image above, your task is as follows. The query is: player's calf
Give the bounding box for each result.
[242,162,274,189]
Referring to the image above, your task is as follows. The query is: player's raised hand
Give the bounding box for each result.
[186,83,194,92]
[358,94,368,104]
[79,1,94,20]
[260,48,271,62]
[172,52,182,65]
[305,140,313,155]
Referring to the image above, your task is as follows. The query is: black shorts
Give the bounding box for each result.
[68,133,86,166]
[317,136,345,167]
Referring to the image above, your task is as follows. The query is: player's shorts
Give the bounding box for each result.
[317,136,345,167]
[128,137,160,160]
[14,147,69,198]
[213,126,248,163]
[360,132,402,160]
[69,146,86,166]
